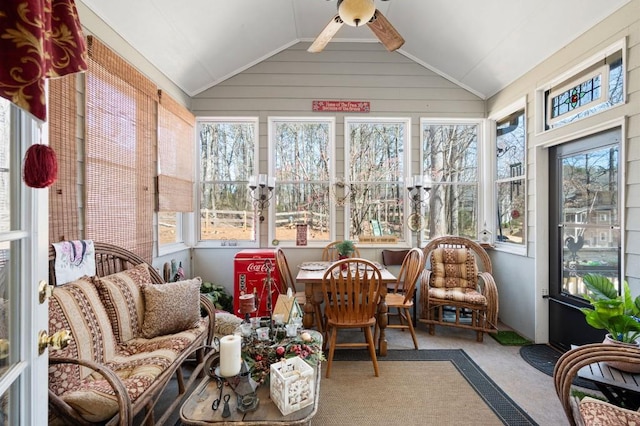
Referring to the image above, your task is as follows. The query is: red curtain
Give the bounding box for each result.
[0,0,87,121]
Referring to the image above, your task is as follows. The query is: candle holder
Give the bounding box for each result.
[226,360,260,413]
[406,174,431,246]
[248,174,275,222]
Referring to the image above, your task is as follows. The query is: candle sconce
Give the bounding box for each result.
[406,175,431,233]
[331,177,351,206]
[248,174,275,222]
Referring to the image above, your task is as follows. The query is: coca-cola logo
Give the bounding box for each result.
[246,262,270,273]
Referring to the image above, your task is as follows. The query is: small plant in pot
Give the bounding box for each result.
[580,273,640,372]
[335,240,355,259]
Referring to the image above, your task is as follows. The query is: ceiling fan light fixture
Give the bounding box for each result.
[338,0,376,27]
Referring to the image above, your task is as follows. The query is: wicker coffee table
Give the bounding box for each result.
[179,363,321,425]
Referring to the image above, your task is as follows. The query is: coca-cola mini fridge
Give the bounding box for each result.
[233,249,282,319]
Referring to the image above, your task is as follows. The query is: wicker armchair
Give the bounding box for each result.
[554,343,640,425]
[419,236,498,342]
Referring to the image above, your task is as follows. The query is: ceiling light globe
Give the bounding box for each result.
[338,0,376,27]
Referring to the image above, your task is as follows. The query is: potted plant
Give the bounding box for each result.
[335,240,355,259]
[580,273,640,372]
[200,281,234,313]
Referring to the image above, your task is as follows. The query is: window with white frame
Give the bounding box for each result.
[344,118,408,242]
[269,118,333,245]
[495,109,526,245]
[421,120,480,240]
[198,118,258,244]
[544,44,624,130]
[158,212,182,245]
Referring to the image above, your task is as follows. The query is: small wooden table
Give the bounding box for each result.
[295,261,396,356]
[180,364,321,425]
[576,354,640,409]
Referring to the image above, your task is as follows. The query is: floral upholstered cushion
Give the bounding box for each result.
[48,276,118,395]
[430,247,478,289]
[579,396,640,425]
[140,278,202,338]
[94,263,152,343]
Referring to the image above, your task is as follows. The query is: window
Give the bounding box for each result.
[85,36,156,259]
[345,118,408,242]
[421,120,480,240]
[543,43,624,130]
[157,91,195,249]
[198,118,258,244]
[158,212,182,245]
[495,109,526,245]
[269,118,333,245]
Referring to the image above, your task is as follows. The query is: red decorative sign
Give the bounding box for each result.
[312,100,370,113]
[296,224,308,246]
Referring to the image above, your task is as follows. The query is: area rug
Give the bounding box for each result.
[519,344,597,390]
[318,349,537,425]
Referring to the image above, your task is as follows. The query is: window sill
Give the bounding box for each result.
[492,243,527,257]
[158,242,189,257]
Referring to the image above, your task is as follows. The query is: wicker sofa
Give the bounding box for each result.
[47,242,218,426]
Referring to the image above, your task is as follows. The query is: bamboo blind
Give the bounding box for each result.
[85,36,156,261]
[158,90,195,212]
[48,74,81,244]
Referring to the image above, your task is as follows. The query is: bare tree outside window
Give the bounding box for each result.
[346,120,406,241]
[199,120,257,242]
[421,122,479,240]
[272,120,331,242]
[496,110,526,244]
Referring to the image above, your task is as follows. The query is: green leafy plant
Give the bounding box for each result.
[200,281,233,313]
[579,273,640,343]
[335,240,355,257]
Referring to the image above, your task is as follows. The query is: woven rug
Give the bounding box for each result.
[315,349,537,426]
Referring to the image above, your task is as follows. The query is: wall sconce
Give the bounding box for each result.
[331,177,351,206]
[406,175,431,210]
[248,174,275,222]
[406,175,431,234]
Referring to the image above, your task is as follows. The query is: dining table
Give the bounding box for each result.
[295,260,397,356]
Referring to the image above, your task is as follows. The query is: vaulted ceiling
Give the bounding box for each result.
[78,0,630,99]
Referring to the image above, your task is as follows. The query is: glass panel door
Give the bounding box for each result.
[561,145,620,296]
[549,127,621,350]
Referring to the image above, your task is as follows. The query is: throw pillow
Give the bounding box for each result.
[215,311,243,336]
[430,247,478,289]
[93,263,152,343]
[140,277,202,339]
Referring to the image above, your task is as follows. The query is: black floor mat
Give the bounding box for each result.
[520,344,598,390]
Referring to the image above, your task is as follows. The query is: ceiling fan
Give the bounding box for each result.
[308,0,405,53]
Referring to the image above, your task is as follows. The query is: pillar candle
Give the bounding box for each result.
[219,335,242,377]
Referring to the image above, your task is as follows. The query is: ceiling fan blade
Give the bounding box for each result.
[367,9,405,52]
[308,15,344,53]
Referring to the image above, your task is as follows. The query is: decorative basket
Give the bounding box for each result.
[269,356,315,415]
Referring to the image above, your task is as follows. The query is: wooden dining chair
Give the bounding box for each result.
[376,247,425,349]
[321,241,361,261]
[381,248,417,323]
[275,248,324,328]
[275,248,305,304]
[321,258,383,378]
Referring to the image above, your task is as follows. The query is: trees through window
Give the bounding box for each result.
[345,119,408,242]
[421,120,480,240]
[198,118,258,243]
[271,118,333,244]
